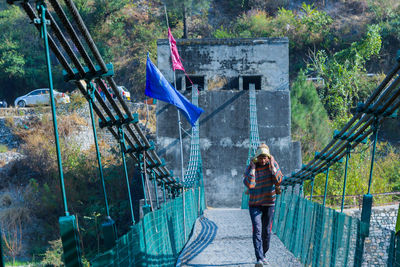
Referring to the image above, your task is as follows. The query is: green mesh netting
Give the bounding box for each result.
[91,188,204,267]
[183,88,204,190]
[241,84,260,209]
[91,86,206,267]
[273,191,365,266]
[388,232,400,266]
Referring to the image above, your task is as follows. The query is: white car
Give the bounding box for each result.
[14,89,70,107]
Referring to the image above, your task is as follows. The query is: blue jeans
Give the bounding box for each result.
[249,206,274,261]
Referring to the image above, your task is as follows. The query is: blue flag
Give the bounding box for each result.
[145,55,204,126]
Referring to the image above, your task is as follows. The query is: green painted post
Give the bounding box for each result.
[277,188,286,237]
[310,177,315,201]
[87,83,117,250]
[87,82,111,217]
[367,118,379,195]
[396,203,400,235]
[152,171,159,209]
[118,127,135,225]
[162,181,167,203]
[37,2,82,266]
[354,195,373,266]
[37,1,69,216]
[323,166,330,206]
[137,152,150,210]
[355,118,379,266]
[59,215,83,267]
[341,145,351,213]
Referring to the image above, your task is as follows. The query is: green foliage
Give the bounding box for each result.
[217,5,333,50]
[305,142,398,207]
[0,38,25,78]
[213,26,236,38]
[291,71,331,160]
[308,24,382,126]
[368,0,399,22]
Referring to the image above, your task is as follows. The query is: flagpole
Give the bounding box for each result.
[174,76,185,185]
[165,5,186,240]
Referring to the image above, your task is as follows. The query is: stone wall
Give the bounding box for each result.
[345,204,398,266]
[156,38,302,208]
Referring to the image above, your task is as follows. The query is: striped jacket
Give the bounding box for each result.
[243,156,283,206]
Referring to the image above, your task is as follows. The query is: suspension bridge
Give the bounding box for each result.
[3,0,400,266]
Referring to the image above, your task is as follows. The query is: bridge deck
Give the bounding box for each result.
[177,208,302,266]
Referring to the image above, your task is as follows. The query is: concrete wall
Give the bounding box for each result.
[155,38,301,208]
[157,38,289,91]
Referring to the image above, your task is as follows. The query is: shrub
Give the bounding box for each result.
[304,142,398,207]
[40,239,63,267]
[0,186,32,265]
[223,5,333,50]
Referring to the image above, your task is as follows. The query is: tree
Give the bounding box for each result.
[0,6,66,103]
[291,70,331,161]
[308,24,382,127]
[164,0,211,38]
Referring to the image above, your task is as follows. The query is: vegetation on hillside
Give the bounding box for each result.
[0,105,142,262]
[1,0,400,263]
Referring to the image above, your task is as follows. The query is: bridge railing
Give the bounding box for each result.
[305,192,400,209]
[91,187,203,267]
[6,0,204,266]
[274,191,361,266]
[276,48,400,265]
[388,232,400,266]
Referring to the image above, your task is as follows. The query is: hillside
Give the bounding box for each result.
[1,0,400,102]
[0,0,400,264]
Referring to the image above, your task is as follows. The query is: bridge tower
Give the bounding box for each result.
[156,38,302,207]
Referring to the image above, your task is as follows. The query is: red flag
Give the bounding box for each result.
[168,28,185,71]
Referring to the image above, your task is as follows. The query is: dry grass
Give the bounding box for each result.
[136,104,156,133]
[327,0,374,41]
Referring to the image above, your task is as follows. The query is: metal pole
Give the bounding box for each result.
[173,62,186,240]
[138,153,149,207]
[143,152,154,211]
[118,127,135,224]
[310,177,315,201]
[152,171,160,209]
[87,82,110,217]
[323,166,330,206]
[164,5,186,238]
[341,145,351,213]
[39,2,69,216]
[174,73,185,183]
[367,118,379,194]
[162,181,167,203]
